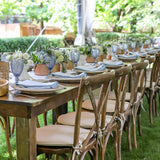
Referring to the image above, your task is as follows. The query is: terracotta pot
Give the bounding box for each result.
[51,64,60,73]
[101,54,107,60]
[34,64,49,76]
[128,46,139,52]
[66,60,74,70]
[86,55,102,63]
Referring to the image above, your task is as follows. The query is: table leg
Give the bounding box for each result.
[52,103,68,124]
[16,117,36,160]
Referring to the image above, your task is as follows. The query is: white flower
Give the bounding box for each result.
[56,55,64,63]
[27,59,34,66]
[54,50,61,57]
[39,55,44,61]
[23,53,30,60]
[6,55,12,61]
[13,53,19,59]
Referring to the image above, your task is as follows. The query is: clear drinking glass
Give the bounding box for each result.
[130,41,137,53]
[145,39,151,49]
[45,55,56,76]
[70,50,80,67]
[11,58,24,85]
[111,44,118,60]
[122,43,128,55]
[138,41,143,52]
[91,48,100,64]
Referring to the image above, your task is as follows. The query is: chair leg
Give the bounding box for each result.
[155,92,159,117]
[72,100,76,111]
[132,107,137,148]
[126,116,132,150]
[115,130,119,160]
[11,117,16,135]
[152,95,156,116]
[36,117,40,128]
[137,106,142,136]
[3,117,13,157]
[43,112,48,126]
[149,90,153,124]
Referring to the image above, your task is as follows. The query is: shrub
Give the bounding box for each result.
[0,35,65,53]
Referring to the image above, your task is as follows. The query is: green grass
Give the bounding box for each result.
[0,97,160,160]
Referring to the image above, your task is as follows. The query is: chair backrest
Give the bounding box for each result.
[131,61,148,101]
[114,65,132,113]
[73,72,115,149]
[150,51,160,87]
[0,61,9,80]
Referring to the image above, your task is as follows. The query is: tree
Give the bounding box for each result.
[0,0,20,24]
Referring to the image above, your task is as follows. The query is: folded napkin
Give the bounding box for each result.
[129,51,147,57]
[147,50,157,54]
[75,64,106,72]
[52,72,86,78]
[102,60,123,66]
[17,80,58,89]
[117,54,139,59]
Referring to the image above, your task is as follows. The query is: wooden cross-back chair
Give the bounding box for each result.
[0,61,12,157]
[76,65,132,160]
[129,61,148,149]
[145,51,160,123]
[37,72,115,160]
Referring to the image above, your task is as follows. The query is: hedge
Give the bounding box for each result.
[0,35,65,53]
[96,32,153,42]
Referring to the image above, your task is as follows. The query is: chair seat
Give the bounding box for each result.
[82,99,129,113]
[108,92,142,101]
[57,111,112,129]
[37,125,90,146]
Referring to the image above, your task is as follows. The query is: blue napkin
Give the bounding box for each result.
[102,61,123,66]
[18,80,59,89]
[130,52,147,57]
[75,64,106,71]
[117,54,139,59]
[52,72,86,78]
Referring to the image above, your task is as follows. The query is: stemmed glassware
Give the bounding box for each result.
[145,39,151,49]
[138,41,143,52]
[91,48,100,64]
[70,50,80,67]
[130,41,137,53]
[11,58,24,85]
[45,55,56,76]
[151,38,156,48]
[111,44,118,61]
[122,43,128,55]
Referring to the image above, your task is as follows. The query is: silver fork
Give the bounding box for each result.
[11,90,36,99]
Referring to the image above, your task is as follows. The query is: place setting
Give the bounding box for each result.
[73,48,106,75]
[10,56,66,95]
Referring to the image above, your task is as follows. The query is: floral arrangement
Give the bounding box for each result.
[4,51,34,66]
[53,49,70,64]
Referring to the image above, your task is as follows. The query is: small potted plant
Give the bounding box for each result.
[31,50,50,76]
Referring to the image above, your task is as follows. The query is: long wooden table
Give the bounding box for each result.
[0,85,78,160]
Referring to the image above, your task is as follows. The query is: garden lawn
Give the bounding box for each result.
[0,96,160,160]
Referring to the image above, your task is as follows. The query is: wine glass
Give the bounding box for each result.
[70,50,80,67]
[122,43,128,55]
[11,58,24,85]
[130,41,136,53]
[91,48,100,64]
[45,55,56,76]
[145,39,151,49]
[138,41,143,52]
[151,38,156,48]
[111,44,118,61]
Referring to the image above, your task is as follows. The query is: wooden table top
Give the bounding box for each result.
[0,85,78,118]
